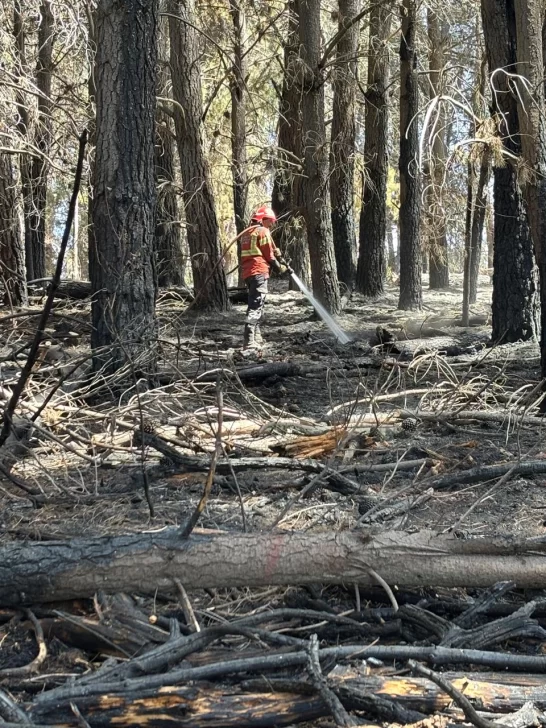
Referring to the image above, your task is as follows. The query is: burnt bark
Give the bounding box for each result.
[299,0,341,313]
[481,0,540,342]
[355,0,392,297]
[469,149,491,304]
[462,159,476,327]
[0,154,27,306]
[4,528,546,607]
[29,671,546,726]
[169,0,230,311]
[426,9,450,289]
[329,0,359,289]
[482,0,538,342]
[90,0,158,373]
[398,0,422,310]
[271,0,311,290]
[31,685,325,727]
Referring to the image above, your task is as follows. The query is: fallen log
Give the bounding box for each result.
[195,361,322,382]
[428,460,546,490]
[391,333,489,359]
[27,669,546,727]
[3,528,546,607]
[49,280,248,304]
[33,645,546,719]
[332,670,546,714]
[29,686,328,728]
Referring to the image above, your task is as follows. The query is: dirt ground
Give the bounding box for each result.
[1,271,544,546]
[3,273,546,712]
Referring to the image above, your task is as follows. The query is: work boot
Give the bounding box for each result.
[254,324,264,345]
[243,324,257,350]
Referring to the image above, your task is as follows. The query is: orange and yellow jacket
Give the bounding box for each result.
[240,224,280,280]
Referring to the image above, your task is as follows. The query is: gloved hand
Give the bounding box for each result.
[277,255,294,277]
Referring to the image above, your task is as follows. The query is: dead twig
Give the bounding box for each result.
[0,610,47,677]
[367,569,399,612]
[0,129,87,449]
[408,660,501,728]
[174,578,201,632]
[306,634,356,727]
[0,686,32,724]
[180,375,223,538]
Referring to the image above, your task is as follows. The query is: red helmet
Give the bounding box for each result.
[252,205,277,223]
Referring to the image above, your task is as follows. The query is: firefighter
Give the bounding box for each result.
[240,205,291,350]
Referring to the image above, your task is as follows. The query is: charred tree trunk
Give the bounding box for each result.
[0,154,27,307]
[487,209,494,269]
[271,0,311,290]
[355,0,392,297]
[462,159,475,327]
[90,0,158,373]
[426,9,450,289]
[482,0,538,342]
[469,149,491,303]
[329,0,359,289]
[398,0,422,310]
[169,0,229,311]
[514,0,546,389]
[4,528,546,606]
[27,0,54,280]
[229,0,249,238]
[155,12,184,288]
[299,0,341,313]
[463,151,490,326]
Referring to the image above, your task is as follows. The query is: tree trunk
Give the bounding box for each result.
[329,0,359,289]
[355,0,392,297]
[271,0,311,290]
[4,527,546,607]
[462,159,475,327]
[169,0,230,311]
[487,208,494,269]
[86,3,97,291]
[483,0,538,342]
[469,149,491,303]
[12,1,34,282]
[27,0,54,281]
[229,0,249,238]
[90,0,158,373]
[155,12,185,288]
[155,117,185,287]
[299,0,341,313]
[398,0,422,310]
[387,211,396,272]
[426,9,450,289]
[514,0,546,371]
[0,154,27,307]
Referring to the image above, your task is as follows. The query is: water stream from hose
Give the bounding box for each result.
[289,272,351,345]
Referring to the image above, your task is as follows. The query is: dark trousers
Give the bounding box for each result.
[245,273,268,325]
